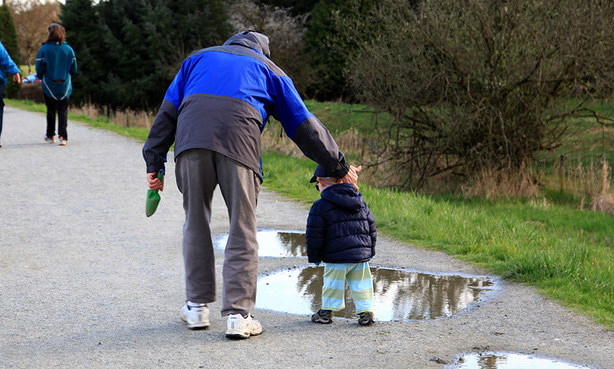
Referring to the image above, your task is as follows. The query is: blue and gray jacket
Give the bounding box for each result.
[0,40,20,88]
[35,41,77,100]
[142,31,350,180]
[306,183,377,264]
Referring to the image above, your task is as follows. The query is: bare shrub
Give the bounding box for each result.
[339,0,614,192]
[11,0,60,72]
[228,0,314,92]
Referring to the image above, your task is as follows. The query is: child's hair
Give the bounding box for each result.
[317,176,342,188]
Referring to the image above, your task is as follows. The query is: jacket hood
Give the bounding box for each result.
[321,183,364,213]
[223,31,270,58]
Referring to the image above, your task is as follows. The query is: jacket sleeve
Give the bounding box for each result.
[306,202,326,263]
[367,206,377,257]
[69,47,77,75]
[271,74,350,178]
[142,65,185,173]
[0,41,20,76]
[35,47,45,79]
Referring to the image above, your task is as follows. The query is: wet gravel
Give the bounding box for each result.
[1,106,613,369]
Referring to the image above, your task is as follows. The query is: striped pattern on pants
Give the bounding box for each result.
[322,262,374,313]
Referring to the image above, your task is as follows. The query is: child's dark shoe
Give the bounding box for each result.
[358,311,374,326]
[311,309,333,324]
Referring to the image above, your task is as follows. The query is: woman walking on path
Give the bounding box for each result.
[36,23,77,146]
[0,39,21,148]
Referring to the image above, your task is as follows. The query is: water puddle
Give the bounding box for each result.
[447,353,590,369]
[216,230,306,257]
[256,266,496,320]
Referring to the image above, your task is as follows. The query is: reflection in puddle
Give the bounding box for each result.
[216,230,306,257]
[256,266,495,320]
[448,353,589,369]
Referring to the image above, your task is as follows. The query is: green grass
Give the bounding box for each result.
[6,99,46,113]
[304,100,392,135]
[537,98,614,167]
[8,97,614,330]
[20,65,31,75]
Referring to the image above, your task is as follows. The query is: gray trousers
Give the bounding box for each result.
[175,149,260,316]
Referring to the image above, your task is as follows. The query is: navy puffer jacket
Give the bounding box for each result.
[306,183,376,264]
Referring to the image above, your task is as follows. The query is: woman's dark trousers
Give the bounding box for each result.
[44,94,69,139]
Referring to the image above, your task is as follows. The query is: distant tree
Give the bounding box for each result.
[12,0,59,74]
[344,0,614,190]
[302,0,378,101]
[229,0,312,95]
[61,0,232,111]
[60,0,106,108]
[0,3,20,98]
[256,0,317,16]
[137,0,231,110]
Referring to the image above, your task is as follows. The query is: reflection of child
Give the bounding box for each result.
[306,165,377,326]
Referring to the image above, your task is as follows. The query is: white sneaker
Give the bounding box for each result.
[180,301,210,329]
[225,313,263,339]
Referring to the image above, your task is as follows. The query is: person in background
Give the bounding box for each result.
[143,31,360,339]
[36,23,77,146]
[307,164,377,326]
[0,39,21,148]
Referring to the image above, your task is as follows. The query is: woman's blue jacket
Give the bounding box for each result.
[36,41,77,100]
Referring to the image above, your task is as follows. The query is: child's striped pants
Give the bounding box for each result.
[321,262,374,313]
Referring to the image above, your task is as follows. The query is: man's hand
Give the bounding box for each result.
[340,165,362,190]
[12,73,20,84]
[147,172,164,191]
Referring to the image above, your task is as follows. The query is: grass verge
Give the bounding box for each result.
[8,98,613,330]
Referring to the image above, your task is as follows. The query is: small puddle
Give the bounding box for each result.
[256,266,496,320]
[447,353,590,369]
[216,230,306,257]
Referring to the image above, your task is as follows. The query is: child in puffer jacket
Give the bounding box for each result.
[306,164,377,326]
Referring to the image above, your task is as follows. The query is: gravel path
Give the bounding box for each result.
[1,106,612,369]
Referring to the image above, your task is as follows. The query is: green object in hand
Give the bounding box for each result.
[146,171,164,217]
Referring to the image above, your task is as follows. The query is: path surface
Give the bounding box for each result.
[1,106,612,369]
